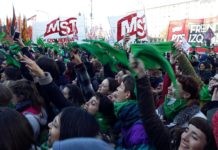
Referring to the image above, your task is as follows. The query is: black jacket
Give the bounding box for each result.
[136,75,177,150]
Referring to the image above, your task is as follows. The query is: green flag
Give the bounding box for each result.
[131,44,177,87]
[9,44,20,55]
[0,32,6,42]
[79,43,111,65]
[79,43,118,72]
[66,42,79,51]
[91,40,129,68]
[0,49,20,68]
[37,37,45,48]
[148,41,175,55]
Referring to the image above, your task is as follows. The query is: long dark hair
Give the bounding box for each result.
[64,84,85,107]
[0,107,35,150]
[123,75,136,100]
[95,92,117,127]
[36,56,60,81]
[107,77,119,93]
[59,107,99,140]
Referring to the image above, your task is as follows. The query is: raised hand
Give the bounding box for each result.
[212,87,218,101]
[70,51,82,65]
[15,35,25,48]
[21,55,45,77]
[129,54,146,78]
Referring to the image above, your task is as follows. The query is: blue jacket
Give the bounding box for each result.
[52,138,114,150]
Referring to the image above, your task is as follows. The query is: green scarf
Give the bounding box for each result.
[66,42,79,50]
[91,40,129,68]
[79,43,110,64]
[0,49,20,68]
[9,44,21,55]
[114,100,137,117]
[40,142,49,150]
[37,37,45,48]
[79,40,130,72]
[95,112,110,133]
[131,43,177,87]
[163,97,187,121]
[149,41,175,55]
[0,32,6,42]
[79,43,118,72]
[199,84,211,102]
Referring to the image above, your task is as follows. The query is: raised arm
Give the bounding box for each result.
[130,55,171,150]
[21,55,71,110]
[71,52,95,100]
[173,43,203,87]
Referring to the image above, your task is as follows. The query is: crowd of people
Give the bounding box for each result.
[0,34,218,150]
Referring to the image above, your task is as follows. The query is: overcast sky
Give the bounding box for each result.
[0,0,146,25]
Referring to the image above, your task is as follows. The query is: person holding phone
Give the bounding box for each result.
[13,31,20,41]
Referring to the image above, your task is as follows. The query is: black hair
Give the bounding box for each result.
[0,83,12,106]
[0,107,35,150]
[4,66,22,80]
[65,62,76,81]
[107,77,119,92]
[36,56,60,81]
[59,107,99,140]
[55,60,66,75]
[189,117,217,150]
[95,92,117,127]
[64,84,85,106]
[123,75,136,99]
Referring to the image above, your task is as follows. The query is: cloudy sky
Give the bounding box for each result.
[0,0,146,26]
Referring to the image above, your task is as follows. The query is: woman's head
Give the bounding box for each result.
[48,107,99,146]
[36,56,60,81]
[0,83,12,106]
[55,60,66,75]
[148,69,163,89]
[2,66,22,81]
[83,95,100,115]
[113,75,136,102]
[84,92,115,114]
[83,93,116,129]
[198,61,213,84]
[62,84,85,106]
[0,107,35,150]
[9,79,43,106]
[115,69,131,84]
[179,117,217,150]
[208,74,218,94]
[168,75,200,102]
[91,59,102,72]
[97,77,119,95]
[95,93,116,127]
[177,75,200,100]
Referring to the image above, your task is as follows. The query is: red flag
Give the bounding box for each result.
[10,6,17,36]
[21,17,29,42]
